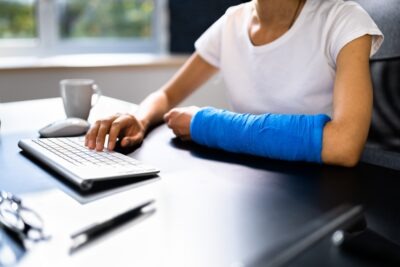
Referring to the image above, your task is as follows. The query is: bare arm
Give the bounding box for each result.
[165,35,375,167]
[321,35,373,167]
[85,52,218,151]
[135,52,218,131]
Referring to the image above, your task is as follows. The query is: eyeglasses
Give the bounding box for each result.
[0,191,50,247]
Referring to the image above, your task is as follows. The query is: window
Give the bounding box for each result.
[60,1,153,39]
[0,0,165,57]
[0,0,37,39]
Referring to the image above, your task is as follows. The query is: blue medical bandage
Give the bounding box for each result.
[190,107,331,163]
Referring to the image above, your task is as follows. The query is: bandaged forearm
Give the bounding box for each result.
[190,107,331,163]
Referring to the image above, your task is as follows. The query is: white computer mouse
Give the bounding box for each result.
[39,118,90,138]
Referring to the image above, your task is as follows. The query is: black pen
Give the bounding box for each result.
[70,200,155,253]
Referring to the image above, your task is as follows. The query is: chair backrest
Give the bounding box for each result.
[351,0,400,59]
[368,57,400,150]
[351,0,400,169]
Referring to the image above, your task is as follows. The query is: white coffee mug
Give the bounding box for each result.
[60,79,101,120]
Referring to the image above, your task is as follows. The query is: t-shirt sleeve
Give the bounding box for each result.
[328,2,384,63]
[194,14,226,68]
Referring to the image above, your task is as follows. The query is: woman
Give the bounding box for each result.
[85,0,383,167]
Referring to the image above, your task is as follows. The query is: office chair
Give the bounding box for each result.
[351,0,400,170]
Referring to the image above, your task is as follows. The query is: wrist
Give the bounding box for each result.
[138,117,150,132]
[127,111,148,133]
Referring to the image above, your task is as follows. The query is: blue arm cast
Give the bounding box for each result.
[190,107,331,163]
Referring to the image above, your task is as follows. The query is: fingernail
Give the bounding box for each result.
[108,143,114,151]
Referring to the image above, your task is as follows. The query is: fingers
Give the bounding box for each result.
[95,120,112,151]
[164,110,176,130]
[85,113,145,151]
[163,110,171,122]
[121,132,144,147]
[171,126,191,141]
[164,106,199,125]
[164,107,193,141]
[107,116,129,151]
[85,114,118,151]
[179,134,192,141]
[85,120,100,149]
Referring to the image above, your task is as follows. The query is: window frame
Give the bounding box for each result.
[0,0,166,57]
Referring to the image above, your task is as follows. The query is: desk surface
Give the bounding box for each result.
[1,97,400,267]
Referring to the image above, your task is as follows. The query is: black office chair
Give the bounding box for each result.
[351,0,400,170]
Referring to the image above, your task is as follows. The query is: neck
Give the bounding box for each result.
[253,0,303,26]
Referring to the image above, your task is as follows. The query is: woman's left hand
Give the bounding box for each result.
[164,106,200,141]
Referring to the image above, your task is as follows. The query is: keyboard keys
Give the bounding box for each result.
[32,138,147,169]
[18,137,159,190]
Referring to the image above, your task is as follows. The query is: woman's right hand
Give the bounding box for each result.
[85,113,146,151]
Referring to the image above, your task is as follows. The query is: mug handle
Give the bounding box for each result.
[91,84,102,108]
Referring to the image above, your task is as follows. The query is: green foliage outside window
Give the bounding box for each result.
[0,0,154,40]
[0,0,36,39]
[60,0,154,39]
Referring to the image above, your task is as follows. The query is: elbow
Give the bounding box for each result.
[321,120,369,167]
[335,151,361,167]
[322,144,363,167]
[321,127,366,167]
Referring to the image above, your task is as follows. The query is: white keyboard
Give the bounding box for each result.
[18,137,159,190]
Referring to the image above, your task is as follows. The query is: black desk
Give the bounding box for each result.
[1,97,399,267]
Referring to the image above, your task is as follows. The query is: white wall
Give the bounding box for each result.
[0,65,229,109]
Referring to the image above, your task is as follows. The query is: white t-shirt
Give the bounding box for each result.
[195,0,383,116]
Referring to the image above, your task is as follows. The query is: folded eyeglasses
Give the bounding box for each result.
[0,190,50,247]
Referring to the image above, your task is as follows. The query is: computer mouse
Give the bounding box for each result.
[39,118,90,138]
